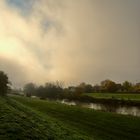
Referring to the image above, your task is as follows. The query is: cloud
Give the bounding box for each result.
[0,56,28,88]
[0,0,140,87]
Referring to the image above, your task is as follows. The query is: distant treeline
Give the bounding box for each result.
[21,80,140,99]
[0,70,140,98]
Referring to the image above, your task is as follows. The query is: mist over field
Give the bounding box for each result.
[0,0,140,87]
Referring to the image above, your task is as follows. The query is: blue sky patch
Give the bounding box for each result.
[6,0,35,15]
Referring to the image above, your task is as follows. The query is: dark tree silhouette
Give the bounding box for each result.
[23,81,63,99]
[24,83,37,97]
[0,71,10,96]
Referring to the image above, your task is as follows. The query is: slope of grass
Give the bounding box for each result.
[84,93,140,101]
[0,97,91,140]
[12,96,140,140]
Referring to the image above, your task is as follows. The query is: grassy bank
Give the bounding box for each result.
[84,93,140,101]
[12,96,140,140]
[0,96,91,140]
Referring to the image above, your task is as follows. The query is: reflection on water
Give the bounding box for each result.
[61,100,76,106]
[59,99,140,117]
[116,107,140,116]
[89,103,102,110]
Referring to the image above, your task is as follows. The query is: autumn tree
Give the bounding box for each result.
[100,79,117,92]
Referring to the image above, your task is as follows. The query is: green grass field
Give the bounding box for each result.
[84,93,140,101]
[0,96,90,140]
[8,96,140,140]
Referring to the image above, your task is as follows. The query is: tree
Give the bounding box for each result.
[100,79,117,92]
[77,82,86,94]
[93,84,101,93]
[116,84,123,92]
[44,81,63,98]
[0,71,10,96]
[77,82,93,93]
[24,83,36,97]
[36,85,46,99]
[122,81,133,92]
[84,84,93,93]
[134,83,140,93]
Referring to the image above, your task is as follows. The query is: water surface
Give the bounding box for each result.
[59,99,140,117]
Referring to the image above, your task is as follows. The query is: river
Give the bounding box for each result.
[58,99,140,117]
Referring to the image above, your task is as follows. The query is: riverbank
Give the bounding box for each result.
[85,93,140,100]
[12,96,140,140]
[56,94,140,107]
[0,96,90,139]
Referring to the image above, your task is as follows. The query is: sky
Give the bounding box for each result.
[0,0,140,88]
